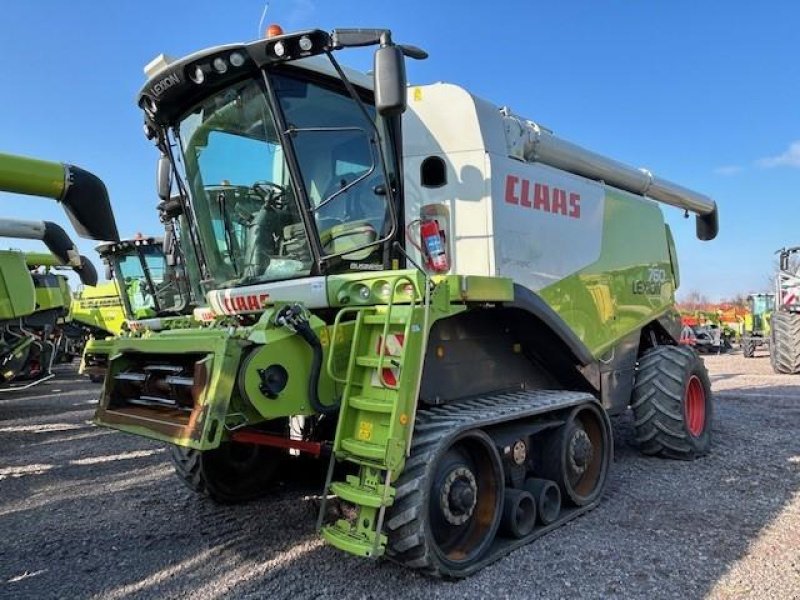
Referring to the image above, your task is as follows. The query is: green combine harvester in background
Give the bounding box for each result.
[79,236,175,382]
[0,152,119,386]
[86,26,720,577]
[0,227,97,386]
[741,293,774,358]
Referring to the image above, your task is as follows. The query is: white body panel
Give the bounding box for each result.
[401,84,607,289]
[207,276,329,315]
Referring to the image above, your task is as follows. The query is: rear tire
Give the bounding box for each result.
[770,312,800,374]
[170,442,281,504]
[631,345,713,460]
[741,338,756,358]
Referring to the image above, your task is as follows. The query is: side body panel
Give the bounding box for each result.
[402,83,676,359]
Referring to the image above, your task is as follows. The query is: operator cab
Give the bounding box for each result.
[139,28,424,295]
[98,237,187,319]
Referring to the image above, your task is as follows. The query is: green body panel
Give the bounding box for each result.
[539,190,675,357]
[0,153,66,200]
[238,308,341,419]
[33,275,68,312]
[0,251,36,319]
[71,282,126,335]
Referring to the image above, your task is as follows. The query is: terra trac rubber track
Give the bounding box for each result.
[384,389,611,578]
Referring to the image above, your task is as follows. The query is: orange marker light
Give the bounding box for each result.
[265,24,284,38]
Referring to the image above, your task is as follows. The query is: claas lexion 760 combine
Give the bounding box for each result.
[0,153,118,387]
[85,27,719,577]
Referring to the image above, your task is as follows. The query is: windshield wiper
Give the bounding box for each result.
[216,190,239,273]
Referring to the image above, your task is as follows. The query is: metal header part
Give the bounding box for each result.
[501,109,719,240]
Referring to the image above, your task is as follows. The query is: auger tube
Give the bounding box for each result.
[0,218,79,267]
[502,111,719,240]
[26,252,99,287]
[0,152,120,242]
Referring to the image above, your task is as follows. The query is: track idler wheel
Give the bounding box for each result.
[538,403,612,507]
[499,488,537,539]
[522,478,561,525]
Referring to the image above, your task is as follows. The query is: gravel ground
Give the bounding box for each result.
[0,353,798,600]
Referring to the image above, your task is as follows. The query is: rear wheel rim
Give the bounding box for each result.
[429,432,503,569]
[684,375,706,437]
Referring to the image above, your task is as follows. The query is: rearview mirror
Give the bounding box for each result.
[157,154,172,201]
[374,45,407,117]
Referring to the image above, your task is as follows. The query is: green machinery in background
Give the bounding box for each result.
[0,152,119,386]
[85,27,720,577]
[0,237,97,387]
[741,293,774,359]
[78,236,173,382]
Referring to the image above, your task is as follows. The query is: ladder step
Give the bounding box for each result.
[321,520,385,558]
[341,437,387,460]
[362,315,408,325]
[348,395,396,414]
[355,356,402,369]
[330,476,395,508]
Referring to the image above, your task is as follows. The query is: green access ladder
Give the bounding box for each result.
[319,275,429,558]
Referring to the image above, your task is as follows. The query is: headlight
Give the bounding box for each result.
[298,36,313,52]
[212,57,228,74]
[190,65,205,84]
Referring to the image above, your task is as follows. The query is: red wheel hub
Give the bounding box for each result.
[684,375,706,437]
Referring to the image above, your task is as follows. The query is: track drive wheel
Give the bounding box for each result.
[538,403,612,507]
[631,345,713,460]
[770,312,800,374]
[170,441,282,504]
[386,429,504,577]
[741,338,756,358]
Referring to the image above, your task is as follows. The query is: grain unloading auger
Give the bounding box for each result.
[0,151,118,386]
[0,152,119,243]
[89,26,719,577]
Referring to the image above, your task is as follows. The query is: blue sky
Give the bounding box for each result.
[1,1,798,299]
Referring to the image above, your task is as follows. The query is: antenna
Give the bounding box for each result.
[258,2,270,38]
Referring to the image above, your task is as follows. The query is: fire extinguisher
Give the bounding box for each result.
[419,219,449,273]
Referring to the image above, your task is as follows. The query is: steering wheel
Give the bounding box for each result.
[252,181,288,209]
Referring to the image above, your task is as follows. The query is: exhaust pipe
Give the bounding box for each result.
[502,111,719,240]
[0,152,119,242]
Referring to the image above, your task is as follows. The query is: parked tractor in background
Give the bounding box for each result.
[771,247,800,373]
[86,26,719,577]
[741,293,774,358]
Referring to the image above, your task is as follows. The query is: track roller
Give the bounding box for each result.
[522,478,561,525]
[538,403,612,506]
[500,488,537,539]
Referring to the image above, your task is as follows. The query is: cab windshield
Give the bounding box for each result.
[176,69,391,288]
[115,243,181,318]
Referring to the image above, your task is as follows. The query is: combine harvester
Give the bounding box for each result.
[80,235,182,382]
[0,222,97,386]
[0,153,119,386]
[87,27,719,577]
